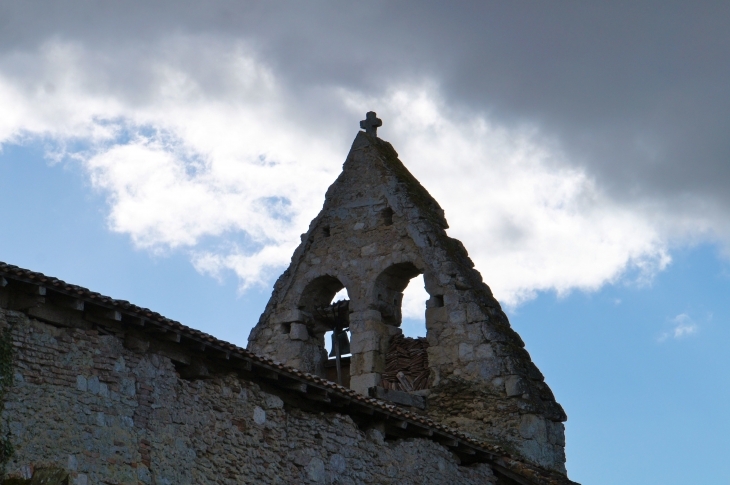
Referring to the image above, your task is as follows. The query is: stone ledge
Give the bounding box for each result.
[369,386,426,410]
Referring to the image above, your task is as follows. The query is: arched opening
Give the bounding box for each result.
[297,275,345,315]
[369,263,432,393]
[324,287,352,359]
[298,275,352,385]
[330,287,349,304]
[401,274,429,338]
[372,262,422,326]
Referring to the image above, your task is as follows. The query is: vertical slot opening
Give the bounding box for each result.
[381,207,394,226]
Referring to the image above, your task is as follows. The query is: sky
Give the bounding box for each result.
[0,2,729,483]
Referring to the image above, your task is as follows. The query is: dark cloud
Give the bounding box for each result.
[2,1,729,208]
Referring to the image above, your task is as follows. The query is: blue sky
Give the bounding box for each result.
[512,247,730,483]
[1,3,729,483]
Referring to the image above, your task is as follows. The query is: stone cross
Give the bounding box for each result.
[360,111,383,137]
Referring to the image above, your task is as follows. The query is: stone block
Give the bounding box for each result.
[351,350,384,375]
[29,467,69,485]
[349,319,387,334]
[348,319,365,333]
[350,373,381,395]
[369,386,426,409]
[475,343,494,359]
[440,261,458,276]
[289,449,313,467]
[505,375,528,397]
[277,339,306,361]
[454,277,471,290]
[121,378,136,397]
[426,346,448,367]
[253,406,266,425]
[410,231,429,248]
[476,359,501,381]
[426,332,439,347]
[289,323,309,341]
[423,271,442,294]
[519,414,548,442]
[449,310,467,325]
[380,325,403,355]
[547,420,566,446]
[113,356,127,372]
[350,309,382,322]
[425,307,447,324]
[443,292,460,309]
[466,324,483,342]
[350,352,363,374]
[87,376,100,394]
[306,457,326,482]
[284,356,305,372]
[350,331,384,354]
[27,305,83,328]
[458,343,474,361]
[366,427,385,444]
[329,454,346,475]
[481,322,514,344]
[427,319,445,335]
[272,309,306,325]
[466,302,487,323]
[361,243,378,256]
[137,465,151,484]
[438,273,452,285]
[518,439,544,468]
[157,345,191,365]
[265,395,284,409]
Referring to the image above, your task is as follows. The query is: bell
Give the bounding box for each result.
[329,330,351,357]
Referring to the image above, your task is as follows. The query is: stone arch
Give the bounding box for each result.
[347,261,435,394]
[294,274,354,381]
[366,262,439,393]
[297,274,347,314]
[371,262,423,326]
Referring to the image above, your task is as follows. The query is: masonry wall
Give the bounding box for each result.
[0,308,499,485]
[248,132,568,474]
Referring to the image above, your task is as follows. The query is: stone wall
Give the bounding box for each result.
[248,132,568,473]
[1,308,500,485]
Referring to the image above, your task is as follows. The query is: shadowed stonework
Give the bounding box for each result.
[248,129,568,473]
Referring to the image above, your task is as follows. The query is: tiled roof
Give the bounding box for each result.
[0,261,576,485]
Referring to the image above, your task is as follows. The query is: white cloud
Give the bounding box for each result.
[659,313,698,342]
[367,88,673,306]
[0,38,344,289]
[402,275,429,320]
[0,37,720,309]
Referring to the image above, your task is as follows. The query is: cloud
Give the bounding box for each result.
[658,314,698,342]
[372,87,675,305]
[0,30,725,310]
[0,38,348,288]
[4,2,728,206]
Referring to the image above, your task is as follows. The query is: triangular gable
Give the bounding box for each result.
[248,129,568,474]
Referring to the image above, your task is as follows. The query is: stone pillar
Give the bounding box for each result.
[348,310,401,394]
[265,310,324,375]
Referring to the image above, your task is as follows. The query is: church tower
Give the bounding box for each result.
[247,113,568,473]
